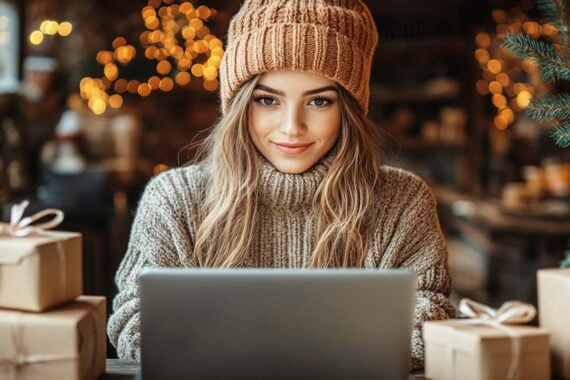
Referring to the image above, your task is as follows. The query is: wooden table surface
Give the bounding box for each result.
[103,359,426,379]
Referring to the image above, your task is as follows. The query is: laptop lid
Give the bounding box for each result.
[140,268,416,380]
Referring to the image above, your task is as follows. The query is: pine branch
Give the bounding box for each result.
[535,0,566,27]
[501,33,570,82]
[526,93,570,120]
[551,120,570,147]
[534,0,570,55]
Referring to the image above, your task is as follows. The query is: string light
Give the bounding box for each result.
[159,77,174,92]
[191,63,204,77]
[494,115,509,130]
[44,21,59,35]
[203,79,219,91]
[489,81,503,94]
[29,31,44,45]
[474,7,556,130]
[58,22,73,37]
[137,83,152,97]
[29,19,73,45]
[127,80,140,94]
[516,90,532,108]
[80,0,223,114]
[114,79,128,93]
[148,76,161,89]
[109,94,123,108]
[153,164,170,175]
[175,71,191,85]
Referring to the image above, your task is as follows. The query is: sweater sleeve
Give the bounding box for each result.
[378,172,456,371]
[107,172,192,361]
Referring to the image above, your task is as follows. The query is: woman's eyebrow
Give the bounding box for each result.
[254,84,338,96]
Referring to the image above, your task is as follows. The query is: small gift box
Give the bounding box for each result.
[0,201,82,312]
[538,268,570,379]
[424,299,550,380]
[0,295,106,380]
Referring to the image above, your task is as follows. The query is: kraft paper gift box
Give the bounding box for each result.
[0,295,106,380]
[424,320,550,380]
[0,231,83,312]
[538,268,570,379]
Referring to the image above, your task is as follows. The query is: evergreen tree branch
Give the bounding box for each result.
[502,33,570,82]
[551,120,570,147]
[526,93,570,120]
[534,0,570,55]
[535,0,566,27]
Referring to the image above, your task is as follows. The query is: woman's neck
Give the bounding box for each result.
[256,146,337,209]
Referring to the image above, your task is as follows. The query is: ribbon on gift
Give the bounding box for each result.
[0,200,64,237]
[0,307,100,380]
[0,200,69,302]
[447,298,537,380]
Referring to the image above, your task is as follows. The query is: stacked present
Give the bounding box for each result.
[538,268,570,380]
[423,298,551,380]
[0,200,106,380]
[424,267,570,380]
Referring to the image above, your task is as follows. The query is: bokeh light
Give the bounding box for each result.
[80,0,223,113]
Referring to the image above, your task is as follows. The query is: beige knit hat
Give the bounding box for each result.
[219,0,379,115]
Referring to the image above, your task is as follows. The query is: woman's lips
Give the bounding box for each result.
[273,142,313,154]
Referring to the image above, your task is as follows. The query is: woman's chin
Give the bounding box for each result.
[267,156,316,174]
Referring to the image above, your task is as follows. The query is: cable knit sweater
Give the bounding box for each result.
[108,150,456,370]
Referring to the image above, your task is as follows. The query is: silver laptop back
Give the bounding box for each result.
[140,268,416,380]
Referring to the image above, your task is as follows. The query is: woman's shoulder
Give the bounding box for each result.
[377,165,436,205]
[140,161,211,206]
[153,161,210,186]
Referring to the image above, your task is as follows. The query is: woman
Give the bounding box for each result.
[108,0,455,370]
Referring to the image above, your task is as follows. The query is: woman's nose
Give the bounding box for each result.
[279,105,306,137]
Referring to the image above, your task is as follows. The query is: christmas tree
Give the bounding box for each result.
[502,0,570,148]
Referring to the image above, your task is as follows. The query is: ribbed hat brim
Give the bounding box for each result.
[220,22,373,114]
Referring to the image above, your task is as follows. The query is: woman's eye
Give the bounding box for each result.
[255,96,277,107]
[309,97,331,108]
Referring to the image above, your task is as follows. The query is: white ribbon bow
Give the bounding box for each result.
[459,298,537,325]
[458,298,537,380]
[0,200,64,237]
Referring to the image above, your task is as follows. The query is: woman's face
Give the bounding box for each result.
[248,70,341,174]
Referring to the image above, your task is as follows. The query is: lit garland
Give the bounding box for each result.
[473,6,558,130]
[80,0,223,115]
[29,20,73,45]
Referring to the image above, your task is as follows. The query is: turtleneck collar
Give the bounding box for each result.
[256,145,338,209]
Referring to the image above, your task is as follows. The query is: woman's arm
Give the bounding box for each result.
[404,181,456,371]
[107,172,193,361]
[410,258,456,370]
[377,171,456,371]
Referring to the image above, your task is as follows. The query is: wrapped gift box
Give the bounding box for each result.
[538,268,570,379]
[0,231,82,312]
[424,319,550,380]
[0,295,106,380]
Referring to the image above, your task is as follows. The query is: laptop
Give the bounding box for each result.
[139,268,416,380]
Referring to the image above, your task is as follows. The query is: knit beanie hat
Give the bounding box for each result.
[219,0,379,115]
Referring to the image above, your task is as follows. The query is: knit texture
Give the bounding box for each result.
[219,0,379,115]
[108,152,456,371]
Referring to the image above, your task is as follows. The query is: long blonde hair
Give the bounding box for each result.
[192,75,384,268]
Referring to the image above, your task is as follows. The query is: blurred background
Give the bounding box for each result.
[1,0,569,357]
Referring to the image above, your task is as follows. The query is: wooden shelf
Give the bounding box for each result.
[434,185,570,235]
